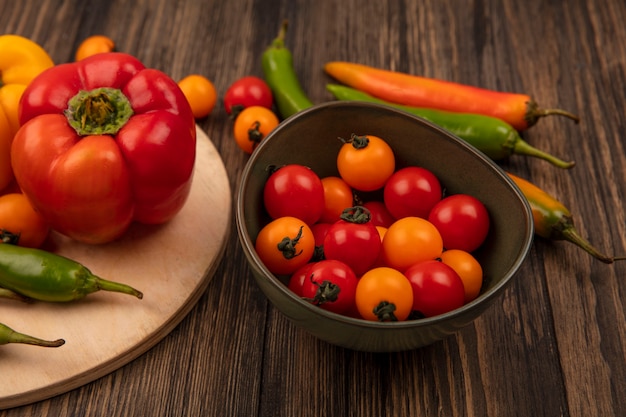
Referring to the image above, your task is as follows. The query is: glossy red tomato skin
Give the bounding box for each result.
[404,260,465,318]
[223,76,273,115]
[263,164,325,225]
[300,260,358,314]
[427,194,490,252]
[363,201,395,228]
[383,166,442,219]
[323,215,382,277]
[288,262,315,297]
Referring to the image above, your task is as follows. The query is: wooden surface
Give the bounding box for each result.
[0,128,231,409]
[1,0,625,416]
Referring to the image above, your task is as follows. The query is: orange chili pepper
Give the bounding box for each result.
[507,172,623,263]
[324,61,580,131]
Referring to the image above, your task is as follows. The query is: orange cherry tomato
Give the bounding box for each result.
[0,193,49,248]
[177,74,218,119]
[439,249,484,303]
[319,176,354,223]
[336,134,395,191]
[234,106,280,154]
[254,216,315,275]
[355,267,413,321]
[381,217,443,271]
[75,35,115,61]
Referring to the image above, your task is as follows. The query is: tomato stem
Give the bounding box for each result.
[339,206,371,224]
[0,229,20,245]
[310,278,340,306]
[277,226,304,260]
[247,121,264,148]
[65,87,133,136]
[373,301,398,322]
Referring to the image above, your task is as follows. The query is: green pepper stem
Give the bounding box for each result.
[512,138,575,169]
[560,227,615,264]
[94,277,144,299]
[0,323,65,347]
[65,87,134,136]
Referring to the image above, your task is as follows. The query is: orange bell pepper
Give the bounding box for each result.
[0,35,54,192]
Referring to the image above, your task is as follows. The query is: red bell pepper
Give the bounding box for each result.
[11,52,196,244]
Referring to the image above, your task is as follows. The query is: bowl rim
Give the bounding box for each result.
[236,101,534,329]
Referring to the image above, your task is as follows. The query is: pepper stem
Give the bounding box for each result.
[560,227,616,264]
[525,100,581,128]
[65,87,133,136]
[512,138,575,169]
[0,323,65,347]
[94,277,144,299]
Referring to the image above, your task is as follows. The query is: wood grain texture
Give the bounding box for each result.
[0,0,625,416]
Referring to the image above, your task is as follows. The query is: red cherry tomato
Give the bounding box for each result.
[301,260,358,314]
[428,194,490,252]
[323,207,382,276]
[383,166,442,219]
[288,262,315,297]
[263,164,325,225]
[404,260,465,318]
[362,200,395,228]
[224,76,273,116]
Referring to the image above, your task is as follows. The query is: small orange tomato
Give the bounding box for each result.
[319,176,354,223]
[381,217,443,272]
[0,193,49,248]
[439,249,484,303]
[254,216,315,275]
[177,74,218,119]
[336,134,395,191]
[355,267,413,321]
[75,35,115,61]
[233,106,279,154]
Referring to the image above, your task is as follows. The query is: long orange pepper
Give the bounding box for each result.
[324,61,580,131]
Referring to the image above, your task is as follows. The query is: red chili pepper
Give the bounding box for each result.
[324,61,580,131]
[12,52,196,244]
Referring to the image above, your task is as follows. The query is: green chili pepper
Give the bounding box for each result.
[0,244,143,302]
[326,84,575,169]
[0,322,65,347]
[262,20,314,119]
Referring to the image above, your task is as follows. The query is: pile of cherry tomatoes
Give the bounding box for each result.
[254,134,490,322]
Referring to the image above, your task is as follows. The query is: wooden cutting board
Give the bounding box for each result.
[0,126,231,410]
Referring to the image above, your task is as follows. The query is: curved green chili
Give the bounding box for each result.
[0,322,65,347]
[0,244,143,302]
[326,84,575,169]
[262,20,314,119]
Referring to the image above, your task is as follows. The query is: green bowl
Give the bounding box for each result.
[236,101,533,352]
